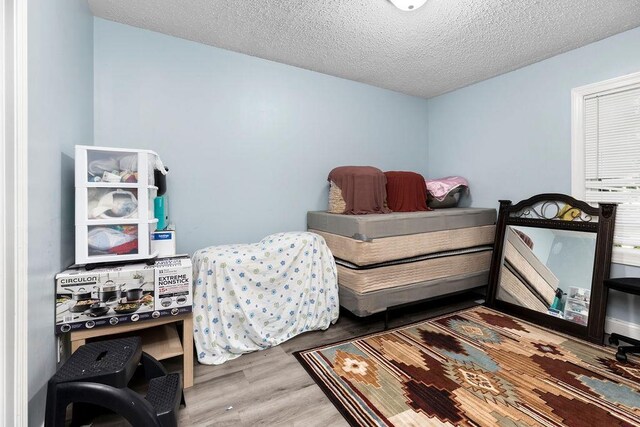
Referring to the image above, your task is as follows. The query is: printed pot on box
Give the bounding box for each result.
[94,280,122,303]
[122,287,144,302]
[63,287,99,313]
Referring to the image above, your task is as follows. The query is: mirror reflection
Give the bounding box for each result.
[496,225,596,326]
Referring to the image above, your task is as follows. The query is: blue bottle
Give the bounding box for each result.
[550,288,565,311]
[154,195,168,230]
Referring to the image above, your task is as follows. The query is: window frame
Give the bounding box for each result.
[571,71,640,267]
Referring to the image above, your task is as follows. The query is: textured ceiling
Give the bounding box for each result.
[88,0,640,98]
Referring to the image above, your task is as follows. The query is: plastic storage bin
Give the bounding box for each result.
[75,145,162,266]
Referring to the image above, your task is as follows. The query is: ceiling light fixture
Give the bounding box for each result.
[388,0,428,11]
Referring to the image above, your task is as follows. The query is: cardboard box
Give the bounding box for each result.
[55,255,192,334]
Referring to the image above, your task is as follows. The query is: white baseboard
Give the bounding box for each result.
[605,316,640,341]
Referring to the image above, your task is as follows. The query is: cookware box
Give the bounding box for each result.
[55,255,192,334]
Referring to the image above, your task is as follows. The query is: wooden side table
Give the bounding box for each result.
[70,313,194,388]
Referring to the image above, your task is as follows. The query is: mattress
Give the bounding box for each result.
[307,208,496,240]
[339,271,488,316]
[497,267,549,312]
[311,225,495,266]
[336,248,493,294]
[502,227,558,305]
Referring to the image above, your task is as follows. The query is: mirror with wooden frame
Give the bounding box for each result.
[486,193,616,343]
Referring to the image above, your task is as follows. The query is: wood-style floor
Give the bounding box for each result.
[92,292,483,426]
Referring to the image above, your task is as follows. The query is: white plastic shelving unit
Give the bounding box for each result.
[75,145,161,265]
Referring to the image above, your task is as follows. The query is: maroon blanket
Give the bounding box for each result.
[328,166,391,214]
[384,171,430,212]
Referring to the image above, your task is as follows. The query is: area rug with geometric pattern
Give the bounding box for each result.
[295,306,640,426]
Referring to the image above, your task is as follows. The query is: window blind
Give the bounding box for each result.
[584,86,640,249]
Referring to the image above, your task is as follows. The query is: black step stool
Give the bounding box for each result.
[604,277,640,362]
[45,336,183,427]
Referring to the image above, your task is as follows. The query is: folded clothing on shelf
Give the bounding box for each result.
[90,189,138,219]
[87,226,138,255]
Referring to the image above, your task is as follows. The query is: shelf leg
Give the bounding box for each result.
[182,317,194,388]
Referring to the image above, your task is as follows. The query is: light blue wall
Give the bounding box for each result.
[93,19,429,253]
[427,26,640,209]
[427,26,640,329]
[28,1,93,424]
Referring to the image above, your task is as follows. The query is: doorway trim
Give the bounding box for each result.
[1,0,29,424]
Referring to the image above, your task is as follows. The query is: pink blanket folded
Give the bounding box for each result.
[425,176,469,201]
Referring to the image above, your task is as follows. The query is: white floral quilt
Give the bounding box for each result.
[192,231,339,365]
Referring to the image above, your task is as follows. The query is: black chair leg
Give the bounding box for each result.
[609,333,640,362]
[616,345,640,362]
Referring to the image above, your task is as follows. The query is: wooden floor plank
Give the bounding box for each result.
[88,292,482,426]
[237,382,346,426]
